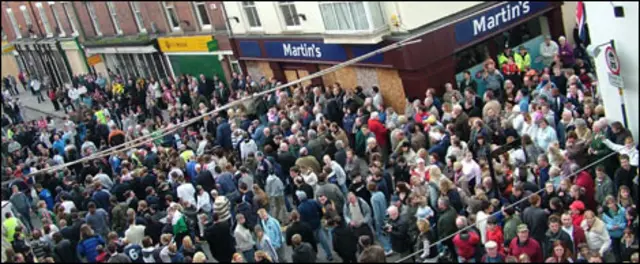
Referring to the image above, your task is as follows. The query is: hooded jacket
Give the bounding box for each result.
[542,229,574,259]
[453,231,481,260]
[296,191,324,230]
[292,242,316,263]
[602,205,626,239]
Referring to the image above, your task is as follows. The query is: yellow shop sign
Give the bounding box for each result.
[158,36,214,52]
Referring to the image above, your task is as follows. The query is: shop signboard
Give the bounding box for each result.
[87,54,102,66]
[264,41,348,61]
[158,36,214,53]
[455,1,553,45]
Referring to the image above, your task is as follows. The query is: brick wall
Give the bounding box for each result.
[51,2,73,36]
[73,1,97,38]
[140,2,170,34]
[110,1,140,36]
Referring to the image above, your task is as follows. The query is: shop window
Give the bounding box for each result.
[193,2,211,30]
[35,3,53,37]
[454,18,543,73]
[85,2,102,36]
[5,8,21,39]
[242,2,262,29]
[48,2,66,37]
[130,2,147,33]
[278,1,300,28]
[319,2,385,33]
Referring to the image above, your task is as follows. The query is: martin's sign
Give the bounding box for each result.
[455,1,553,45]
[264,41,347,61]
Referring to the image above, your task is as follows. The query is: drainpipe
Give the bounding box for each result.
[221,2,243,74]
[70,2,91,75]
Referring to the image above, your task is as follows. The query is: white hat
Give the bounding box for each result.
[512,105,521,113]
[486,240,498,249]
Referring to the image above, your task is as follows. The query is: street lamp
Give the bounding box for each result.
[586,40,614,57]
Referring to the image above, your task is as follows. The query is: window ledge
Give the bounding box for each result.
[322,26,390,44]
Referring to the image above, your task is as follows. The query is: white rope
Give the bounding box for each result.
[395,149,622,262]
[25,38,424,177]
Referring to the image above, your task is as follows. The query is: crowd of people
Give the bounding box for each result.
[1,33,639,264]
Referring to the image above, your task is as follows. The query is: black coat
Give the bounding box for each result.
[292,242,317,263]
[54,239,79,263]
[332,224,358,262]
[195,170,216,193]
[286,221,317,253]
[388,215,412,253]
[204,221,235,263]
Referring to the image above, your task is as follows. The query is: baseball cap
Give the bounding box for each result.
[570,200,586,211]
[517,224,529,233]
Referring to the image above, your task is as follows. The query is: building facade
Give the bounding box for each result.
[584,2,638,140]
[223,1,570,111]
[1,1,236,86]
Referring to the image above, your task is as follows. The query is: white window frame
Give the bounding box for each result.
[20,5,32,25]
[61,2,79,36]
[319,2,386,34]
[6,8,22,39]
[162,2,181,32]
[35,2,54,37]
[193,1,211,31]
[106,2,123,35]
[241,2,262,30]
[48,2,66,37]
[129,2,147,33]
[85,2,102,36]
[278,1,301,29]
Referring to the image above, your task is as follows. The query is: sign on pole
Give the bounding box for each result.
[604,46,621,75]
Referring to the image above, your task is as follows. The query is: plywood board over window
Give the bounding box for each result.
[319,65,357,92]
[355,67,379,96]
[376,68,407,114]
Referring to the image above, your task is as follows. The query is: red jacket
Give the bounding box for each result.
[568,225,587,253]
[486,226,505,253]
[574,171,596,210]
[453,231,480,261]
[367,119,388,147]
[509,237,542,263]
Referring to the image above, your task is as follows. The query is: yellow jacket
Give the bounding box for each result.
[514,52,531,72]
[112,83,124,95]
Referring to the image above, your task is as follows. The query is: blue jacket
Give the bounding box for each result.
[538,166,550,189]
[185,161,198,182]
[603,205,626,238]
[216,120,233,150]
[428,133,450,162]
[370,191,388,229]
[39,189,55,211]
[260,216,283,249]
[297,198,323,230]
[253,124,266,146]
[53,139,65,155]
[92,190,111,212]
[217,172,236,196]
[343,113,356,134]
[77,235,105,262]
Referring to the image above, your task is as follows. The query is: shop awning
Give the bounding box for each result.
[84,45,158,55]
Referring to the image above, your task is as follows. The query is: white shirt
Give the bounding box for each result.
[61,200,76,214]
[196,192,213,213]
[124,224,146,246]
[476,211,490,243]
[240,139,258,161]
[177,183,196,207]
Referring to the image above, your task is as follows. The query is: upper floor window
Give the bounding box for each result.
[130,2,146,33]
[162,2,181,32]
[20,5,32,26]
[242,2,261,29]
[319,2,386,33]
[106,2,123,35]
[193,2,211,30]
[278,1,300,28]
[6,8,22,39]
[35,2,53,37]
[86,2,102,36]
[61,2,79,36]
[48,2,66,37]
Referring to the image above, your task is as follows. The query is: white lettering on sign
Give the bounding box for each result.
[473,1,531,36]
[282,43,322,58]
